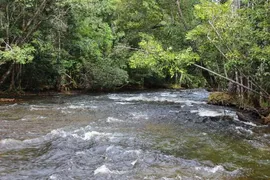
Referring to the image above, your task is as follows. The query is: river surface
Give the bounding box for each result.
[0,89,270,180]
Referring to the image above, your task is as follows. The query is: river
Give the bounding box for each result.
[0,89,270,179]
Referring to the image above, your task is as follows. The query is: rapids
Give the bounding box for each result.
[0,89,269,179]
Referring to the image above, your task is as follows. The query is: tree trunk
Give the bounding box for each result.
[0,62,14,86]
[9,65,15,91]
[175,0,188,31]
[199,62,218,89]
[232,0,241,9]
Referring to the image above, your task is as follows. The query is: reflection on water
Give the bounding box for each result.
[0,89,269,179]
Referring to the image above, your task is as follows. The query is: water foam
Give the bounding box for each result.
[115,102,134,105]
[30,105,49,111]
[131,159,138,166]
[94,165,111,175]
[108,94,206,106]
[67,104,97,110]
[191,108,236,117]
[50,129,69,138]
[130,112,149,120]
[107,117,124,123]
[195,165,225,173]
[68,104,85,109]
[0,139,24,149]
[233,118,259,127]
[49,175,58,180]
[235,126,254,135]
[83,131,110,140]
[94,165,127,175]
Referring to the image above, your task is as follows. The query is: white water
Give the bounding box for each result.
[0,89,269,180]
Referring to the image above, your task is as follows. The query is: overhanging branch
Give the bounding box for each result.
[193,63,269,99]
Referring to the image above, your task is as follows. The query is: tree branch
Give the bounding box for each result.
[193,63,269,99]
[176,0,188,31]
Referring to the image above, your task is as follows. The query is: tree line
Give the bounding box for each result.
[0,0,269,105]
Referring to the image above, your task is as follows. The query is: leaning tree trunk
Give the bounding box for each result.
[199,62,218,89]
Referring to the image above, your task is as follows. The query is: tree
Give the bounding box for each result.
[187,0,270,104]
[0,0,59,90]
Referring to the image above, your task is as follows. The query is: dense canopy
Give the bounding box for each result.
[0,0,269,105]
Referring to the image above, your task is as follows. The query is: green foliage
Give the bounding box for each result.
[85,60,128,89]
[187,0,270,94]
[129,33,200,87]
[65,0,128,90]
[0,44,35,64]
[0,0,268,94]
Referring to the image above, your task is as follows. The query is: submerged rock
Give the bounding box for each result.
[202,115,234,123]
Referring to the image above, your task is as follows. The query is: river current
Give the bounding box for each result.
[0,89,269,179]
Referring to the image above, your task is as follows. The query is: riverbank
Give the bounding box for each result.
[0,90,85,104]
[0,84,182,99]
[208,91,270,125]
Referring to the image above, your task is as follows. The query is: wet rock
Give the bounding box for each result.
[235,108,270,125]
[237,112,255,122]
[208,92,236,106]
[0,98,15,102]
[236,110,262,124]
[201,115,234,123]
[258,108,270,117]
[263,114,270,125]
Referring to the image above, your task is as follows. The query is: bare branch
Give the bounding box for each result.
[176,0,188,31]
[2,40,13,51]
[193,63,269,99]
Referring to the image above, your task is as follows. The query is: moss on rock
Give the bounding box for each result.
[208,92,237,106]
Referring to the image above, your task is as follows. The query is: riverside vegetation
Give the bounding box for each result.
[0,0,269,121]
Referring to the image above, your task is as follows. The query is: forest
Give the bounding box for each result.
[0,0,269,106]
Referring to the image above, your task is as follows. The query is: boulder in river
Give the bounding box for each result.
[208,92,237,106]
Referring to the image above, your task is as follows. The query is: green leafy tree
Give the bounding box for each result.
[187,0,270,103]
[129,33,200,87]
